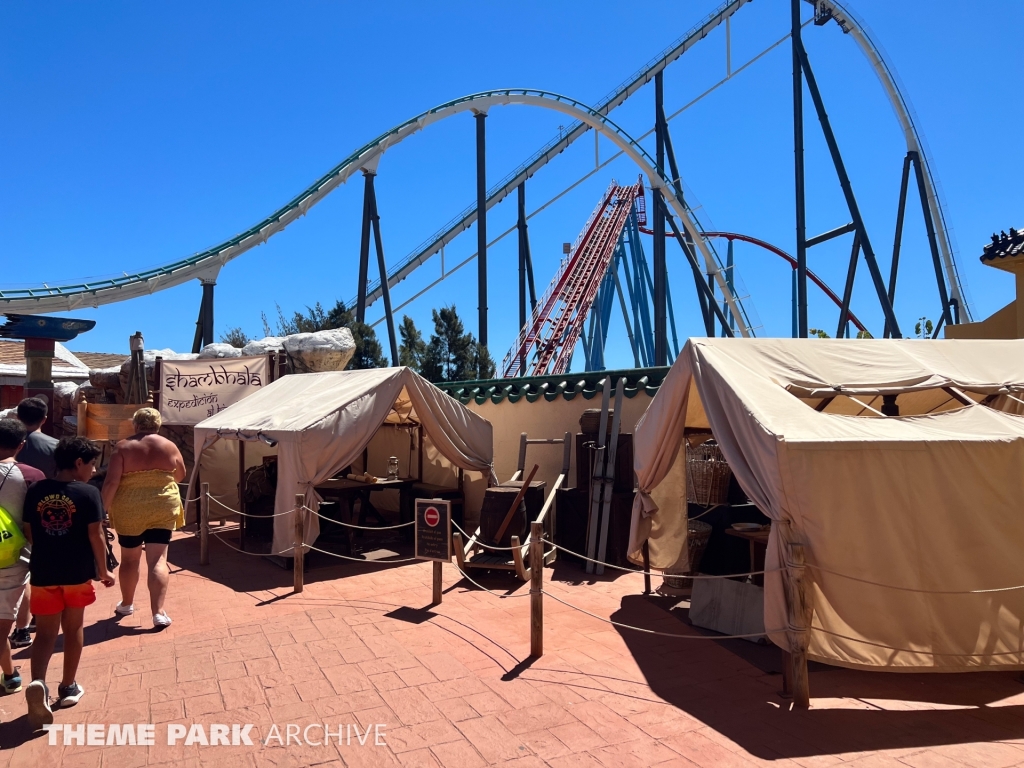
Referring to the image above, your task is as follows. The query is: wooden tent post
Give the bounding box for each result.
[293,493,305,593]
[786,542,812,708]
[199,482,210,566]
[238,440,246,549]
[530,521,544,657]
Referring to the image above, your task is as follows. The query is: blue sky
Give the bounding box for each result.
[1,1,1021,366]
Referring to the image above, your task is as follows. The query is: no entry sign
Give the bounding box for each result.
[415,498,451,562]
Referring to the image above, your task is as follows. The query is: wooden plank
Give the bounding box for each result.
[511,535,528,581]
[530,521,544,657]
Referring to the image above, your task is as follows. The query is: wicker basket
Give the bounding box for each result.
[685,438,732,506]
[663,520,713,590]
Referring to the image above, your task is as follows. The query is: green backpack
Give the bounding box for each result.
[0,466,28,569]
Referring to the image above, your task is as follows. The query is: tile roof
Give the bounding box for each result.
[981,227,1024,262]
[435,365,670,405]
[0,339,81,369]
[73,351,128,369]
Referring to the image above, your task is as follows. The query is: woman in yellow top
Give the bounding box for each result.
[101,408,185,629]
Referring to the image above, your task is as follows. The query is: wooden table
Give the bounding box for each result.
[314,477,416,547]
[724,527,771,586]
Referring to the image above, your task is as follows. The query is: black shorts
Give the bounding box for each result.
[117,528,173,549]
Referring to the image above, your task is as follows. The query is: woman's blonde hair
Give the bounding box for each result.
[133,407,162,433]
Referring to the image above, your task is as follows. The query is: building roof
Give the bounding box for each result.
[434,366,670,405]
[73,351,128,369]
[981,227,1024,263]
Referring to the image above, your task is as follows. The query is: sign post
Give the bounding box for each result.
[415,499,451,605]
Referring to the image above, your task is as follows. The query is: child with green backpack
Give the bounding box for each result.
[0,419,45,696]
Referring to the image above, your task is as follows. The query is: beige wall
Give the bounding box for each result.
[945,301,1017,340]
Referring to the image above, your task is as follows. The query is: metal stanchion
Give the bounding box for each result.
[294,494,305,593]
[530,521,543,657]
[199,482,210,566]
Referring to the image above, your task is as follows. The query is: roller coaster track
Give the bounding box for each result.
[0,0,970,324]
[502,180,645,377]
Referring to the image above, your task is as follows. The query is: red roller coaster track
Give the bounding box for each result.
[638,228,867,333]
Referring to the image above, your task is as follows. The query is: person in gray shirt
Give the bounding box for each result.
[16,398,57,481]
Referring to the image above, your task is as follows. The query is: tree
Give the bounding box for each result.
[398,315,426,372]
[262,299,389,369]
[808,328,831,339]
[471,342,496,380]
[914,317,934,339]
[220,327,250,348]
[422,306,477,382]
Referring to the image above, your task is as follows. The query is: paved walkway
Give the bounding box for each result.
[1,529,1022,767]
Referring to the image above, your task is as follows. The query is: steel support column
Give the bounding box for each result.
[653,72,668,365]
[368,181,399,366]
[517,183,528,375]
[201,281,215,348]
[356,171,373,324]
[792,0,808,338]
[884,153,913,338]
[910,151,953,330]
[796,38,902,337]
[191,301,204,354]
[665,215,734,336]
[836,233,860,339]
[475,112,488,347]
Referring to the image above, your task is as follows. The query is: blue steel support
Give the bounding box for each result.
[653,72,668,365]
[725,239,736,336]
[791,269,798,338]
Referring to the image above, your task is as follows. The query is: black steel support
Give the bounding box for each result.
[884,153,913,338]
[475,112,488,347]
[201,282,215,348]
[518,182,528,375]
[653,72,668,364]
[836,233,860,339]
[662,117,712,335]
[806,222,855,248]
[665,215,734,336]
[792,0,808,338]
[191,301,204,354]
[796,38,902,337]
[910,151,953,329]
[356,171,373,324]
[368,181,399,366]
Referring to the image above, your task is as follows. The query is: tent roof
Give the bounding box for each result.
[194,367,439,440]
[682,338,1024,442]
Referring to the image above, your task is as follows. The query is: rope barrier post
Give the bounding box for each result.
[786,542,812,709]
[530,521,544,657]
[199,483,210,566]
[293,494,305,594]
[642,541,652,595]
[432,561,442,605]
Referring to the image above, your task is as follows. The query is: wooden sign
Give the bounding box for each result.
[415,499,451,562]
[158,356,268,426]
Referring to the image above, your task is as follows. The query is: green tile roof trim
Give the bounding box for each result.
[436,366,671,405]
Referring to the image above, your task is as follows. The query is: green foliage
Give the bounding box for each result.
[855,329,874,339]
[263,299,388,369]
[398,315,427,372]
[421,305,493,382]
[808,328,831,339]
[914,317,934,339]
[220,327,250,348]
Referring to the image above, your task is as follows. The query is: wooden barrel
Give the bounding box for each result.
[479,487,527,548]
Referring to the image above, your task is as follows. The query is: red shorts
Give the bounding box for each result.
[30,583,96,615]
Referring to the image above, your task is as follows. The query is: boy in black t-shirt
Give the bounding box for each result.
[21,437,115,728]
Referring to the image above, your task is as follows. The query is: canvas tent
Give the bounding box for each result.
[630,338,1024,672]
[190,367,495,553]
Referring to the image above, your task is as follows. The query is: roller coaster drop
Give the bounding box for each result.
[0,0,971,369]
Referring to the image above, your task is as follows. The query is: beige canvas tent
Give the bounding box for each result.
[631,338,1024,672]
[190,367,495,553]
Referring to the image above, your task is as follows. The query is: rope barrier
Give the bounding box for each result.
[802,562,1024,595]
[809,625,1024,658]
[209,495,294,518]
[303,505,415,531]
[209,532,295,558]
[451,521,530,552]
[545,541,783,579]
[542,590,787,639]
[451,562,532,598]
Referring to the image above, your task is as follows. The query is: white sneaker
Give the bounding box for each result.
[25,679,52,729]
[114,602,134,616]
[153,612,172,628]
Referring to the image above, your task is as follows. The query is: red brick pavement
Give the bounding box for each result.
[0,529,1022,767]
